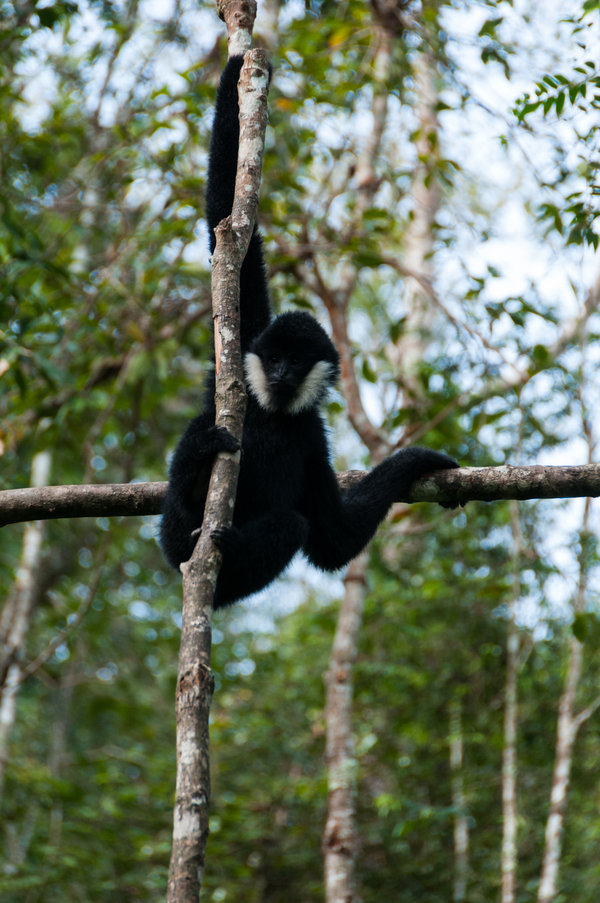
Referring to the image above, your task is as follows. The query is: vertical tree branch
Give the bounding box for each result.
[322,551,369,903]
[449,697,469,902]
[537,500,590,903]
[0,450,52,808]
[501,501,522,903]
[392,50,442,417]
[320,17,399,899]
[166,4,269,898]
[538,400,596,903]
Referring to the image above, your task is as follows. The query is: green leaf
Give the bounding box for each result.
[38,7,60,27]
[478,17,504,38]
[566,224,584,245]
[530,344,553,369]
[353,251,384,269]
[389,318,406,343]
[572,613,588,642]
[361,358,377,383]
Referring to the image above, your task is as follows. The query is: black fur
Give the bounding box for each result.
[159,56,459,608]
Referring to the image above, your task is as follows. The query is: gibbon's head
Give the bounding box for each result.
[245,312,340,414]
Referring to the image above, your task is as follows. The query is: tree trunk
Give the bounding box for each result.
[501,500,522,903]
[501,617,519,903]
[392,50,440,405]
[537,497,590,903]
[166,5,269,898]
[322,551,369,903]
[0,450,52,807]
[449,697,469,902]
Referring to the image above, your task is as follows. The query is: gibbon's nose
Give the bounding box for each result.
[272,363,290,383]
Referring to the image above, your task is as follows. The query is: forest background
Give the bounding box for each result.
[1,0,600,901]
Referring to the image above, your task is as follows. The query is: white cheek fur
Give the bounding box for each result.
[244,353,275,411]
[244,354,333,415]
[284,360,334,414]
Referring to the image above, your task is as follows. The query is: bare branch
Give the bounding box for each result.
[573,694,600,732]
[2,463,600,528]
[0,482,165,527]
[339,463,600,506]
[322,552,368,902]
[537,414,594,903]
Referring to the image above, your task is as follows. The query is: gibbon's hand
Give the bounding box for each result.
[204,425,240,456]
[211,525,244,558]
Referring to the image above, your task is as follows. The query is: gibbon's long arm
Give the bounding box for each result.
[159,420,240,570]
[205,55,271,350]
[302,441,458,572]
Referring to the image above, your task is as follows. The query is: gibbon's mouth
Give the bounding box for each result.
[269,376,295,390]
[269,381,296,404]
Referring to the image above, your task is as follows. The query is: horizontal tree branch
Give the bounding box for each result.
[1,464,599,527]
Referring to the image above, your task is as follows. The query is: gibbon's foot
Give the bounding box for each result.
[205,425,240,456]
[407,448,459,473]
[211,525,244,558]
[409,448,461,508]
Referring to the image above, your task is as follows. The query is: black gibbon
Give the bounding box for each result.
[159,56,459,608]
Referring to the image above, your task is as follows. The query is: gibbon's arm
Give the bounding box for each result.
[302,442,458,572]
[167,418,239,506]
[159,419,240,570]
[205,55,271,350]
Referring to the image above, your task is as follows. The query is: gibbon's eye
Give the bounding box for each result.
[291,357,300,366]
[269,355,279,365]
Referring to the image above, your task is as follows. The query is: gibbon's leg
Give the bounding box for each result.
[159,420,240,569]
[303,447,459,572]
[212,510,309,608]
[205,55,271,348]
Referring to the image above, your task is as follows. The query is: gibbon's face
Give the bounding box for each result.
[245,347,335,414]
[244,313,339,415]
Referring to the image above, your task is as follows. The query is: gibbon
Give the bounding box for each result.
[159,56,458,607]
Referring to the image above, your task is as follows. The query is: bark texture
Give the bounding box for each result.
[0,480,165,526]
[339,463,600,505]
[501,501,522,903]
[3,464,600,527]
[218,0,256,57]
[0,451,52,806]
[166,19,269,901]
[322,552,369,903]
[320,18,395,901]
[391,50,441,407]
[537,500,596,903]
[449,698,469,902]
[502,622,519,903]
[537,410,600,900]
